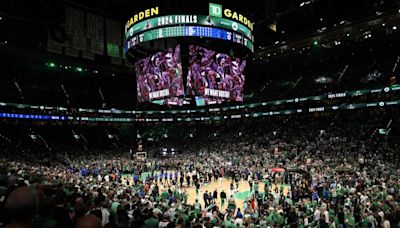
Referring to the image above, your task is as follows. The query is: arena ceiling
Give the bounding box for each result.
[1,0,399,49]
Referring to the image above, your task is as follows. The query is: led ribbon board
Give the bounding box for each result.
[125,15,254,42]
[126,25,254,52]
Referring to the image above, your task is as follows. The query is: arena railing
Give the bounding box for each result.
[0,84,398,117]
[0,99,399,123]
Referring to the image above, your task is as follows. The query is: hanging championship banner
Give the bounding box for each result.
[87,13,104,55]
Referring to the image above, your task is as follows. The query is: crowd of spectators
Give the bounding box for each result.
[0,109,399,227]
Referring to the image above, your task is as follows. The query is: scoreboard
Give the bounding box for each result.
[126,25,254,52]
[125,15,254,42]
[125,3,255,53]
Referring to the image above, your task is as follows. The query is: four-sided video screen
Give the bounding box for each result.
[136,44,246,105]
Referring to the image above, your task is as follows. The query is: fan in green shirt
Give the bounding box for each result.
[193,199,202,215]
[161,190,169,200]
[182,191,188,204]
[264,179,270,188]
[310,200,318,209]
[111,201,120,214]
[345,214,356,228]
[228,201,236,212]
[254,182,259,192]
[285,196,293,206]
[382,203,390,213]
[223,219,238,228]
[279,184,284,193]
[210,218,218,226]
[267,211,276,225]
[276,213,284,226]
[181,214,189,224]
[362,217,371,228]
[143,217,159,228]
[173,189,179,198]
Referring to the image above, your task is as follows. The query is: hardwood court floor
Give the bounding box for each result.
[184,178,289,211]
[123,173,289,211]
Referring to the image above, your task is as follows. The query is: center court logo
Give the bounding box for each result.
[209,3,222,17]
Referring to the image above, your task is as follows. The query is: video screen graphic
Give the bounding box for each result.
[136,45,184,102]
[186,45,246,102]
[151,97,190,106]
[125,15,254,42]
[195,96,224,106]
[126,26,254,52]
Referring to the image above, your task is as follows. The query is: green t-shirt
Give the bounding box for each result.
[161,191,169,200]
[182,214,189,223]
[228,202,236,211]
[182,192,188,201]
[111,202,119,214]
[362,218,370,227]
[188,210,197,218]
[143,217,159,228]
[211,218,218,226]
[345,215,355,228]
[310,201,318,209]
[285,197,293,206]
[194,202,201,214]
[276,214,284,225]
[224,220,238,228]
[382,204,390,212]
[267,212,276,225]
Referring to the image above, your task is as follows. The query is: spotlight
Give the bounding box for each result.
[393,26,397,30]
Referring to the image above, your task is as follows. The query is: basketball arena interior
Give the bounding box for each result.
[0,1,400,227]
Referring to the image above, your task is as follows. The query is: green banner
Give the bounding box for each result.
[125,15,254,42]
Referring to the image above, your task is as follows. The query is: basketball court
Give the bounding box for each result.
[122,171,289,211]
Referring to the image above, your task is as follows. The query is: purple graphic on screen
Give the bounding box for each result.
[186,45,246,102]
[136,45,184,102]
